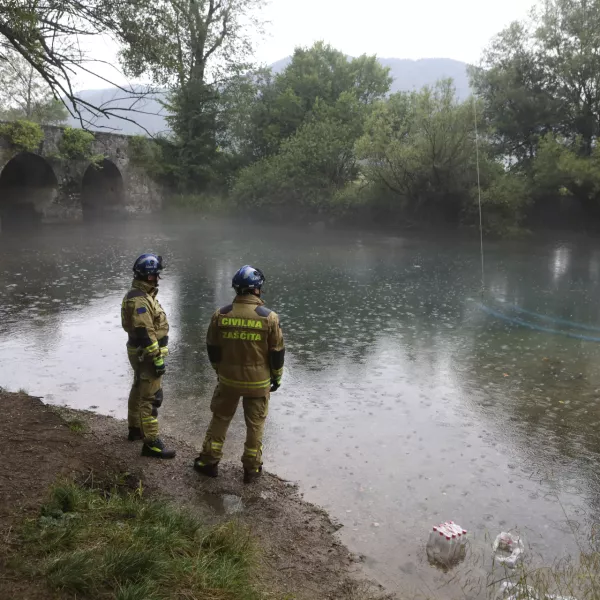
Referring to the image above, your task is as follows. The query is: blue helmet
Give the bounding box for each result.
[133,253,164,278]
[232,265,265,293]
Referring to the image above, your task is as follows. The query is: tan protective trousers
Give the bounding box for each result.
[127,353,163,442]
[199,384,269,470]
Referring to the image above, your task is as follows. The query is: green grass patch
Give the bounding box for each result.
[12,480,261,600]
[66,419,87,433]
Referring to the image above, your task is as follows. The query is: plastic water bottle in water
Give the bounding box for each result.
[492,532,525,569]
[426,521,468,566]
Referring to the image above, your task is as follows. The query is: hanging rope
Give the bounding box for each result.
[473,97,485,296]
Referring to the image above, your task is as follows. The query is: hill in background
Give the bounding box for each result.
[66,87,169,136]
[382,58,470,97]
[271,56,470,98]
[68,57,470,135]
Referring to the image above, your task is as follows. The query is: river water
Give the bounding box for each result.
[2,218,600,597]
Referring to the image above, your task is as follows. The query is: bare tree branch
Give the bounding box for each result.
[0,0,165,132]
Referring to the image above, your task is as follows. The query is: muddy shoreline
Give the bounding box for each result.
[0,391,392,599]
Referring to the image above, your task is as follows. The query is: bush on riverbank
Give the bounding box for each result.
[0,119,44,153]
[10,479,261,600]
[165,192,234,215]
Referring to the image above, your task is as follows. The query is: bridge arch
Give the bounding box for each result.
[81,159,125,220]
[0,152,58,230]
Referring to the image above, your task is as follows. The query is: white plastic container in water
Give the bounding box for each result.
[492,532,525,569]
[426,521,468,566]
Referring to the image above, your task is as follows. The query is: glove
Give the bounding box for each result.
[153,355,166,377]
[270,377,281,393]
[158,336,169,357]
[152,388,164,408]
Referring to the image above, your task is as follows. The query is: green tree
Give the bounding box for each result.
[1,98,67,126]
[165,80,223,190]
[0,50,68,125]
[275,42,391,111]
[355,80,478,223]
[472,0,600,163]
[472,0,600,220]
[116,0,265,190]
[534,0,600,156]
[353,80,530,233]
[241,42,392,159]
[212,67,273,172]
[467,168,531,236]
[232,93,367,210]
[533,134,600,218]
[469,22,560,167]
[118,0,264,88]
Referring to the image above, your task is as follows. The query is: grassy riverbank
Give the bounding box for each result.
[0,391,389,600]
[10,480,262,600]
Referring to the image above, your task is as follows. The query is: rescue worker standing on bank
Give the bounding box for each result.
[121,253,176,459]
[195,265,285,483]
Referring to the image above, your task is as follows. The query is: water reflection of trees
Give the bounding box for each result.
[449,241,600,518]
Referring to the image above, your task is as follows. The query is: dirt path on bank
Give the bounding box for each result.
[0,392,391,600]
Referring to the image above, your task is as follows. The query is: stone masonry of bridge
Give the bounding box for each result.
[0,124,163,226]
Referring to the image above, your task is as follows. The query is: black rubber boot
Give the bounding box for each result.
[194,457,219,478]
[128,427,143,441]
[141,438,176,459]
[243,466,263,484]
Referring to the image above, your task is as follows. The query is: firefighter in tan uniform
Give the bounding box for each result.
[121,253,176,459]
[195,265,285,483]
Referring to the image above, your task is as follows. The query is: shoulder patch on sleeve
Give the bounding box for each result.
[255,305,272,317]
[127,289,146,300]
[219,304,233,315]
[136,307,147,314]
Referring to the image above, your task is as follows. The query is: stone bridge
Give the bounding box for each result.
[0,124,163,230]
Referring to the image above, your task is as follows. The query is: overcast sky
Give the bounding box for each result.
[76,0,538,91]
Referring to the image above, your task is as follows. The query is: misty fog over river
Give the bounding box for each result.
[2,217,600,596]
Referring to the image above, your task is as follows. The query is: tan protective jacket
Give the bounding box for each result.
[121,279,169,357]
[206,294,285,397]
